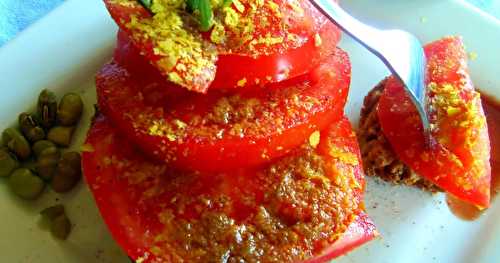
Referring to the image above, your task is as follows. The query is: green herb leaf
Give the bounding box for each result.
[198,0,213,32]
[186,0,200,12]
[223,0,233,7]
[186,0,213,31]
[139,0,153,10]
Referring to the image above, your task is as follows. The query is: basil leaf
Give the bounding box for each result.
[198,0,213,32]
[223,0,233,7]
[139,0,153,9]
[186,0,200,12]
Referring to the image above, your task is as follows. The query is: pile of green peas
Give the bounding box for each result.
[0,89,84,240]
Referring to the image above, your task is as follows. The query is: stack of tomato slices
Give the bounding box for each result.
[83,0,377,262]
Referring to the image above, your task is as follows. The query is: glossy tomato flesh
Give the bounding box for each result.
[97,48,351,172]
[377,36,491,207]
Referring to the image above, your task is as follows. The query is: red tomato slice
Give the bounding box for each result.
[302,212,377,263]
[103,0,341,92]
[377,36,491,207]
[96,49,351,172]
[82,115,374,262]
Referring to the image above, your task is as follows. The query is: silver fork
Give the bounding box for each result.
[310,0,431,142]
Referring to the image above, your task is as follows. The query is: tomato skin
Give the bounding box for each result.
[113,25,339,91]
[103,0,341,92]
[377,36,491,207]
[302,212,377,263]
[210,19,341,90]
[82,116,374,262]
[97,48,351,172]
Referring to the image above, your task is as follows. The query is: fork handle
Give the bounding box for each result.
[310,0,433,145]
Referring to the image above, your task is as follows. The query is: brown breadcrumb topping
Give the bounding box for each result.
[148,146,358,262]
[91,120,363,262]
[358,80,440,192]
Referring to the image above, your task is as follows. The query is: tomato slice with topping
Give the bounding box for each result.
[97,49,350,172]
[82,115,374,262]
[302,212,377,263]
[377,36,491,207]
[103,0,340,92]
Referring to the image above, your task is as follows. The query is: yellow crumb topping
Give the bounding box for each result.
[236,78,247,87]
[218,0,307,56]
[308,130,320,148]
[287,1,304,15]
[112,0,313,88]
[210,22,226,44]
[428,82,485,149]
[135,255,147,263]
[329,146,359,166]
[109,0,137,8]
[267,1,280,16]
[122,0,217,89]
[314,33,322,47]
[233,0,246,12]
[427,80,488,184]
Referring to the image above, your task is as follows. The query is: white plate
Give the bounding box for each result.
[0,0,499,262]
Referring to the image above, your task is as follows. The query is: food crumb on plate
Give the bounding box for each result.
[468,51,478,60]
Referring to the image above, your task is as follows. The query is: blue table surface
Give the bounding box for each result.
[0,0,499,47]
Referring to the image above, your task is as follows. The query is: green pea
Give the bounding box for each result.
[51,152,81,193]
[37,147,61,181]
[41,205,65,220]
[8,168,45,200]
[19,113,45,142]
[21,160,38,173]
[2,128,31,160]
[38,89,57,129]
[47,126,75,147]
[0,148,19,177]
[61,152,80,168]
[32,140,56,157]
[58,93,83,126]
[50,214,71,240]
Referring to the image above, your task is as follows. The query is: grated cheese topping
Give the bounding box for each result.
[107,0,317,90]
